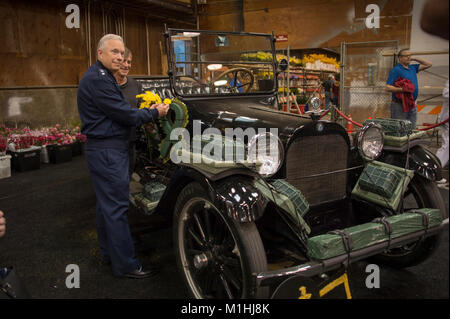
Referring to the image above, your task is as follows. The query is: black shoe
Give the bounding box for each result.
[124,266,159,279]
[100,259,111,266]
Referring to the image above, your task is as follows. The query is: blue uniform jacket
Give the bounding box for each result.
[77,61,158,148]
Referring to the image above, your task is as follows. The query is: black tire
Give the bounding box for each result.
[173,182,269,299]
[371,176,446,268]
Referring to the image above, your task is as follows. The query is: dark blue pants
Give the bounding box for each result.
[85,147,140,276]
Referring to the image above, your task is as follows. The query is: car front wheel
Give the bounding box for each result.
[372,176,446,268]
[173,182,269,299]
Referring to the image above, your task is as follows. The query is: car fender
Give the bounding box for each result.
[210,175,270,223]
[160,165,269,223]
[380,145,442,181]
[156,166,213,218]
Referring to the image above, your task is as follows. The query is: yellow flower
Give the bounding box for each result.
[163,98,172,105]
[137,91,164,109]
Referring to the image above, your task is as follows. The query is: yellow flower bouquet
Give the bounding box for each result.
[136,91,172,109]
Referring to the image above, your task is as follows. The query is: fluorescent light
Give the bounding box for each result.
[207,64,223,71]
[214,80,228,86]
[183,32,200,37]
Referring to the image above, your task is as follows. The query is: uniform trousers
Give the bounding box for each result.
[85,146,140,276]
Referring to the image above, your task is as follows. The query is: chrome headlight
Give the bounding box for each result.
[248,132,284,177]
[357,123,384,159]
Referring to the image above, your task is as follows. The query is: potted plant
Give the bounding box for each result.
[45,124,74,164]
[0,126,7,157]
[7,129,41,172]
[0,132,11,179]
[29,130,50,163]
[71,126,86,157]
[257,71,274,91]
[296,94,309,113]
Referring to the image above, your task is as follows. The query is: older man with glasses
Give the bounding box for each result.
[77,34,169,279]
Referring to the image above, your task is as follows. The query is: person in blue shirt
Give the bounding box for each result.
[385,48,432,128]
[77,34,169,279]
[229,77,243,93]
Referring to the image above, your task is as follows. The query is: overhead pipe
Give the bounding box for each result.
[0,85,78,90]
[141,0,193,14]
[146,18,151,75]
[145,12,196,26]
[240,0,244,31]
[87,0,92,67]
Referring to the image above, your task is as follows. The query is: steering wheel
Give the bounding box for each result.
[178,76,203,86]
[177,76,209,94]
[213,68,255,93]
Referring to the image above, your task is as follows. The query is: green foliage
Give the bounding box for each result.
[296,94,308,105]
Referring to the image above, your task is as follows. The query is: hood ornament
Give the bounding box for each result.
[305,96,324,121]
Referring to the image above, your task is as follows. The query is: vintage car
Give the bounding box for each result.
[129,28,448,298]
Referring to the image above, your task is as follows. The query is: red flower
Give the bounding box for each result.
[0,137,6,153]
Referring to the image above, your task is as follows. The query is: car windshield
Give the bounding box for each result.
[168,29,276,97]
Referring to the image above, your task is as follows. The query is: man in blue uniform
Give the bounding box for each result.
[385,48,432,128]
[77,34,169,278]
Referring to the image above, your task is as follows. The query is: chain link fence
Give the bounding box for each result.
[339,41,398,126]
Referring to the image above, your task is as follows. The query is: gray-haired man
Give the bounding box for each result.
[77,34,169,278]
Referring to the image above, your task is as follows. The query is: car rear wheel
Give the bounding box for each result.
[173,182,269,298]
[372,176,446,268]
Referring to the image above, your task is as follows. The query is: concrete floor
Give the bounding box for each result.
[0,139,448,299]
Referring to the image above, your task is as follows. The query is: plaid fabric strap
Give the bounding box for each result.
[372,217,393,248]
[328,230,353,267]
[408,211,430,229]
[406,211,430,238]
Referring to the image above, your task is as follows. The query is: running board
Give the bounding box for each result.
[255,218,448,288]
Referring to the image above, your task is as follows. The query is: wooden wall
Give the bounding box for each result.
[199,0,414,50]
[0,0,194,127]
[0,0,87,87]
[1,0,415,87]
[0,0,193,88]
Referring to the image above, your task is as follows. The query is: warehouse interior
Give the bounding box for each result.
[0,0,448,302]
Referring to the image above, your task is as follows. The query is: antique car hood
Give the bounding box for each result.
[181,97,312,141]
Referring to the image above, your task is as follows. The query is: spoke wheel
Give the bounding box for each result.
[174,182,268,299]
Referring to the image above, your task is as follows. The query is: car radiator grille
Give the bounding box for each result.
[285,134,348,206]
